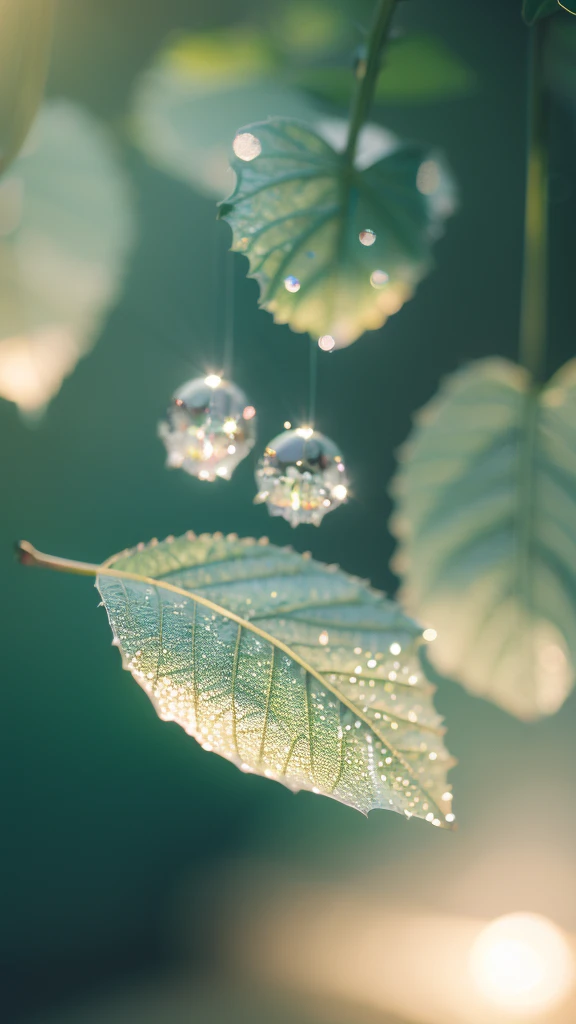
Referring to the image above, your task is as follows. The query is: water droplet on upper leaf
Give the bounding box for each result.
[233,132,262,161]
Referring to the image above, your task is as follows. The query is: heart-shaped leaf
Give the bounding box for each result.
[20,533,456,824]
[220,118,455,348]
[523,0,561,23]
[391,357,576,721]
[0,0,55,174]
[0,101,134,420]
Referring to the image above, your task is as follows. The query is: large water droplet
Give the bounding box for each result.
[359,229,376,246]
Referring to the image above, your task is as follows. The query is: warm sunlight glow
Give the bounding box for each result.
[469,913,574,1015]
[296,426,314,440]
[204,374,222,388]
[0,327,79,416]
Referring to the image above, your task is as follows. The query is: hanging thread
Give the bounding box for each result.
[308,338,318,427]
[223,247,235,378]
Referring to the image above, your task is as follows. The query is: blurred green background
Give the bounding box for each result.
[2,1,576,1021]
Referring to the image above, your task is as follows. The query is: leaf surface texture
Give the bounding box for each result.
[97,532,455,823]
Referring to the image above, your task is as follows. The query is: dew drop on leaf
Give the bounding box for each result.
[370,269,389,288]
[284,275,300,293]
[232,132,262,161]
[318,335,335,351]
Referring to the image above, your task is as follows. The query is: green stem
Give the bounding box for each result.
[518,21,549,383]
[344,0,398,168]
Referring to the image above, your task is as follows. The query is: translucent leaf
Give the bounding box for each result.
[220,118,455,348]
[293,35,476,105]
[0,0,55,174]
[20,533,456,825]
[523,0,562,23]
[131,30,320,199]
[0,100,134,419]
[391,357,576,720]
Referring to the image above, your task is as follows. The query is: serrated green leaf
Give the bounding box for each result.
[0,0,55,175]
[20,534,456,824]
[391,357,576,721]
[523,0,561,24]
[293,35,476,105]
[220,118,455,347]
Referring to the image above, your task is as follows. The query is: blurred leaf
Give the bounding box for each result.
[391,358,576,721]
[294,35,476,105]
[0,101,134,419]
[272,0,349,58]
[0,0,55,174]
[220,118,455,348]
[163,27,278,87]
[546,16,576,99]
[131,31,320,198]
[20,533,456,824]
[523,0,561,23]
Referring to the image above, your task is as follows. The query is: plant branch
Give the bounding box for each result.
[518,21,549,382]
[344,0,398,167]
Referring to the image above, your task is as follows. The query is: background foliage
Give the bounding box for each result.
[1,0,576,1022]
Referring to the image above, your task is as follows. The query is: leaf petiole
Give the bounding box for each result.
[344,0,398,168]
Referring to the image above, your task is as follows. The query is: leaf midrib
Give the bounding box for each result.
[97,562,443,810]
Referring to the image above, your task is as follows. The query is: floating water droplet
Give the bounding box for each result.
[284,275,300,293]
[423,628,437,642]
[233,132,262,161]
[318,335,335,351]
[370,269,389,288]
[318,630,329,646]
[359,229,376,246]
[284,420,291,429]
